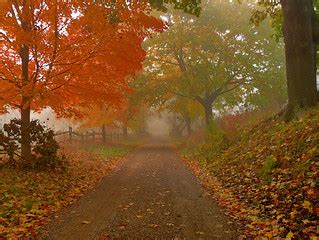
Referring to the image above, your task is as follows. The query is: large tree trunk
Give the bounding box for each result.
[20,45,32,162]
[281,0,318,120]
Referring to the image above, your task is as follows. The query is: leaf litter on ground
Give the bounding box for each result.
[0,143,130,238]
[179,108,319,239]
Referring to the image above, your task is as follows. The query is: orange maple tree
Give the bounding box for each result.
[80,95,141,138]
[0,0,163,160]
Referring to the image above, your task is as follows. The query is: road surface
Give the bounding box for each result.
[39,140,239,239]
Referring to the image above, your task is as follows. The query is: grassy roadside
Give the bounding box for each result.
[177,108,319,239]
[84,144,132,159]
[0,140,140,238]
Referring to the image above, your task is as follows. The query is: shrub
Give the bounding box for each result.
[0,118,62,168]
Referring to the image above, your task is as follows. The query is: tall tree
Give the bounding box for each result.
[252,0,319,120]
[151,0,319,120]
[0,0,163,161]
[142,0,285,126]
[281,0,318,119]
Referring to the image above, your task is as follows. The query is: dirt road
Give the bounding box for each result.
[40,140,239,239]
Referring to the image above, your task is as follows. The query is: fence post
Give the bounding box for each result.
[92,130,95,141]
[69,127,73,143]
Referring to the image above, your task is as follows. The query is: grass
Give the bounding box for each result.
[85,145,131,159]
[83,137,146,159]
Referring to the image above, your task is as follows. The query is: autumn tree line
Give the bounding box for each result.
[0,0,318,165]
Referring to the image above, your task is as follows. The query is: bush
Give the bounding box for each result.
[0,118,62,168]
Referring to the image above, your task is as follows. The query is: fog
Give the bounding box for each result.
[146,113,170,136]
[0,108,79,131]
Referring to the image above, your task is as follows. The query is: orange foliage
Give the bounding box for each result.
[80,97,140,129]
[0,0,164,117]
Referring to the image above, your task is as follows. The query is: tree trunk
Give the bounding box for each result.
[185,115,193,135]
[101,124,106,143]
[281,0,318,120]
[203,101,213,127]
[20,44,32,162]
[122,125,128,138]
[21,104,31,161]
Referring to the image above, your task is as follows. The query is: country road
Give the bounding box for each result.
[39,140,239,239]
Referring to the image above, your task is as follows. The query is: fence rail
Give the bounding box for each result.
[54,127,122,143]
[0,127,123,156]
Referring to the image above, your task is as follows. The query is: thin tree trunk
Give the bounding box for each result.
[281,0,317,120]
[203,102,213,127]
[122,125,128,138]
[185,115,193,135]
[101,124,106,143]
[20,45,31,162]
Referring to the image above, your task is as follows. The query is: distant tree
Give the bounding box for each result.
[143,1,285,126]
[168,98,203,135]
[151,0,319,120]
[80,92,150,138]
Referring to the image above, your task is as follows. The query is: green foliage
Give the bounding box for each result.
[141,0,286,125]
[0,119,61,168]
[149,0,201,16]
[251,0,319,72]
[250,1,282,40]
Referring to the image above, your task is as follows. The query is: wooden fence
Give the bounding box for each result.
[0,127,123,157]
[54,127,122,143]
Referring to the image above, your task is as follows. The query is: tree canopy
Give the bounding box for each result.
[140,0,286,126]
[0,0,164,117]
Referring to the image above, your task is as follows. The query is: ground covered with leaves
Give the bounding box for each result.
[0,142,134,238]
[180,108,319,239]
